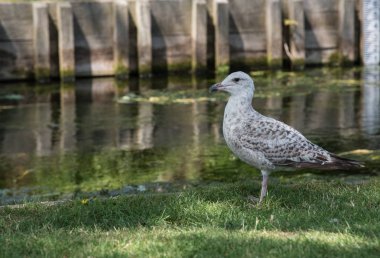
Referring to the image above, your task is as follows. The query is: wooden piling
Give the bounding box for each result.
[266,0,283,69]
[288,0,305,70]
[33,3,50,82]
[57,2,75,82]
[136,0,152,76]
[114,0,129,79]
[192,0,207,73]
[213,0,229,73]
[339,0,356,65]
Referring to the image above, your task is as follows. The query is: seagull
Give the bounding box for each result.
[210,71,363,203]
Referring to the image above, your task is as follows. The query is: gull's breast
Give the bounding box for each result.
[223,113,246,157]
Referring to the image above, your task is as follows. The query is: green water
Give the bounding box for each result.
[0,67,379,204]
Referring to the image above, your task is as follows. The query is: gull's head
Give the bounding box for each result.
[209,71,255,97]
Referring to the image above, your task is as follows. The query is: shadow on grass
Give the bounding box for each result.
[127,230,380,258]
[2,179,379,240]
[2,227,378,258]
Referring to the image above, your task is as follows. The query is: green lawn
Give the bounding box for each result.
[1,178,379,257]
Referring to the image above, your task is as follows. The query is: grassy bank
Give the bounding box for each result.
[1,178,380,257]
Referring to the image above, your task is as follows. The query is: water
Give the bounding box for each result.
[0,67,379,204]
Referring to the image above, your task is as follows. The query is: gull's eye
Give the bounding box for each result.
[232,78,240,83]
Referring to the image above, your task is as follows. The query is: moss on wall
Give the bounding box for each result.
[291,58,305,70]
[60,69,75,82]
[114,63,129,79]
[35,67,51,82]
[328,52,353,67]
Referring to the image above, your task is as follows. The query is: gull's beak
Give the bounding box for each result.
[209,83,223,93]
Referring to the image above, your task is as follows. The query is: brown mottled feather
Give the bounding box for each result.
[236,116,362,170]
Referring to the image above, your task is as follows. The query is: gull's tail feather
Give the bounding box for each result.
[328,154,365,169]
[275,154,364,170]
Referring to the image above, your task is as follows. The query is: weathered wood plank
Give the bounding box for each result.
[305,11,339,31]
[288,0,305,69]
[339,0,356,64]
[229,33,267,52]
[213,0,229,72]
[33,2,50,82]
[192,0,207,73]
[305,30,338,49]
[57,2,75,82]
[304,0,338,12]
[114,0,129,78]
[266,0,282,68]
[306,48,337,64]
[136,0,152,75]
[72,1,114,77]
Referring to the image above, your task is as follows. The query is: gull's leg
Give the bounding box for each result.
[247,171,269,204]
[259,172,269,203]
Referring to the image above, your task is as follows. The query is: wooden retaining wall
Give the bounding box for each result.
[0,0,361,81]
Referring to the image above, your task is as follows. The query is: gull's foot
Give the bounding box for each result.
[247,195,260,203]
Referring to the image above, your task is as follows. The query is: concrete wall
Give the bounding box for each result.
[0,0,362,81]
[0,3,34,80]
[72,1,115,76]
[304,0,339,64]
[151,0,192,72]
[229,0,267,68]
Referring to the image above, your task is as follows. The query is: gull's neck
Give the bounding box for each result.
[225,91,260,117]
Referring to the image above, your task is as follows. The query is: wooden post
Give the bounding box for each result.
[33,3,50,82]
[136,0,152,76]
[288,0,305,69]
[114,0,129,79]
[266,0,283,69]
[339,0,356,65]
[192,0,207,73]
[57,2,75,82]
[213,0,229,73]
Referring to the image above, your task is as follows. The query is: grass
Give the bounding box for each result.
[0,178,380,257]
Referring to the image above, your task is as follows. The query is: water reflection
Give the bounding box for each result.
[0,68,379,202]
[362,67,380,138]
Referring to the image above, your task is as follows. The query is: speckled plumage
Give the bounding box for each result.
[210,71,362,203]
